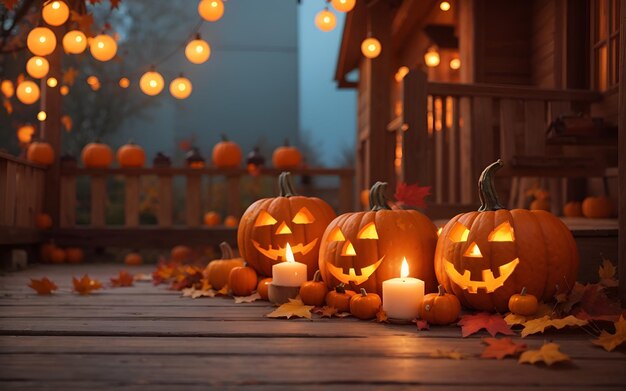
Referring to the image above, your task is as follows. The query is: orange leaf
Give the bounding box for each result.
[376,310,389,323]
[518,342,570,366]
[110,270,134,287]
[481,337,527,359]
[72,274,103,295]
[591,316,626,352]
[28,277,58,295]
[266,299,314,320]
[315,306,338,318]
[458,312,515,337]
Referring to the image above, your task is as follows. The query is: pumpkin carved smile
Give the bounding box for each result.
[443,258,519,294]
[326,257,384,286]
[252,239,318,261]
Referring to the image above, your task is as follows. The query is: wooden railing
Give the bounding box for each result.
[0,152,46,244]
[401,71,603,207]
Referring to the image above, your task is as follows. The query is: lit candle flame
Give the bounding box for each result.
[285,242,295,263]
[400,257,409,279]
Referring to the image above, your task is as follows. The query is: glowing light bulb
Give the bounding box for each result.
[42,1,69,26]
[139,70,164,96]
[119,78,130,88]
[37,110,47,121]
[185,37,211,64]
[440,1,451,11]
[27,27,56,56]
[47,77,58,87]
[62,30,87,54]
[361,37,382,59]
[424,47,440,67]
[449,58,461,70]
[315,9,336,32]
[198,0,224,22]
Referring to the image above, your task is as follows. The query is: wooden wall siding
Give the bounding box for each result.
[618,0,625,304]
[473,0,533,85]
[0,153,46,229]
[531,0,558,87]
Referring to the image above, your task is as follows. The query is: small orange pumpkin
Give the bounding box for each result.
[171,245,192,262]
[81,141,113,168]
[229,263,258,296]
[204,211,221,226]
[420,285,461,325]
[124,252,143,266]
[299,270,328,306]
[27,141,55,166]
[529,199,550,211]
[508,287,539,316]
[65,247,84,264]
[272,139,302,169]
[50,247,66,264]
[35,213,53,229]
[203,242,245,290]
[349,288,381,320]
[325,284,355,313]
[224,215,238,227]
[256,277,272,300]
[563,201,583,217]
[582,196,612,218]
[117,141,146,168]
[212,134,242,168]
[40,242,56,263]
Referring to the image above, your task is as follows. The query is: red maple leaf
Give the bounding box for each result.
[458,312,515,337]
[109,0,121,9]
[394,182,431,209]
[72,275,103,295]
[480,337,527,359]
[110,270,134,287]
[416,320,430,330]
[28,278,58,295]
[571,284,623,322]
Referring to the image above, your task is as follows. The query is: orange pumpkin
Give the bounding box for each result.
[65,247,84,263]
[124,252,143,266]
[434,160,579,312]
[204,211,221,226]
[117,141,146,168]
[40,242,56,263]
[35,213,52,229]
[81,141,113,168]
[203,242,244,290]
[238,172,336,279]
[50,247,66,264]
[349,288,381,320]
[582,196,612,218]
[563,201,583,217]
[224,215,238,227]
[171,245,192,262]
[256,277,272,300]
[326,284,356,313]
[212,134,242,168]
[299,270,328,306]
[508,287,538,316]
[27,141,54,166]
[272,139,302,169]
[420,285,461,325]
[229,263,258,296]
[529,199,550,211]
[319,182,437,295]
[360,189,369,209]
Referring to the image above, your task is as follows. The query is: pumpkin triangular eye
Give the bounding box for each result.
[328,227,345,242]
[357,222,378,239]
[254,210,277,227]
[489,222,514,242]
[449,222,470,242]
[292,207,315,224]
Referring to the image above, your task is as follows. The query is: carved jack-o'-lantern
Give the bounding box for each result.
[237,172,336,279]
[434,160,579,312]
[318,182,438,295]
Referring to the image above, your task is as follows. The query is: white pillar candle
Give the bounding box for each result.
[271,243,307,287]
[382,258,425,320]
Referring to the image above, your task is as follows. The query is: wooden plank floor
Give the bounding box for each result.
[0,264,624,390]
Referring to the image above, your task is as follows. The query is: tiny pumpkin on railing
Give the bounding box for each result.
[246,146,265,176]
[27,140,55,166]
[582,196,612,218]
[117,140,146,168]
[272,138,302,169]
[185,147,205,169]
[81,141,113,168]
[153,152,171,168]
[212,134,242,169]
[318,182,438,295]
[237,172,336,279]
[434,160,579,313]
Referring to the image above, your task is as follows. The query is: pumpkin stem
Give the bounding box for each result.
[369,182,391,211]
[220,134,229,142]
[335,283,346,294]
[360,288,367,297]
[278,171,298,197]
[437,285,445,296]
[219,242,234,259]
[520,287,527,296]
[313,270,322,282]
[283,138,290,147]
[478,159,505,212]
[127,139,135,145]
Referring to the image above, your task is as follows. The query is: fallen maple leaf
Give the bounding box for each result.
[394,182,431,209]
[110,270,134,287]
[505,303,554,326]
[181,287,216,299]
[430,349,468,360]
[234,292,261,304]
[521,315,588,338]
[555,282,586,315]
[571,284,622,322]
[591,316,626,352]
[481,337,527,359]
[72,275,103,295]
[376,310,389,323]
[315,306,338,318]
[458,312,515,337]
[28,278,58,295]
[266,299,314,320]
[216,285,229,296]
[416,319,430,330]
[518,342,570,366]
[598,257,618,287]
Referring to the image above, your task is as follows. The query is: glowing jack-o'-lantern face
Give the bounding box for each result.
[434,160,579,312]
[319,182,438,295]
[237,172,336,279]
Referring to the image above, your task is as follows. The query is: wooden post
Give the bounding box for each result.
[157,174,173,227]
[124,175,140,227]
[226,174,241,218]
[90,176,106,227]
[402,70,429,185]
[0,160,16,226]
[59,173,76,227]
[186,174,201,227]
[618,0,625,304]
[338,173,354,213]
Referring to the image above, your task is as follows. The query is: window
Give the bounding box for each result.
[592,0,620,91]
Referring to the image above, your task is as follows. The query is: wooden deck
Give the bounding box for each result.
[0,264,624,390]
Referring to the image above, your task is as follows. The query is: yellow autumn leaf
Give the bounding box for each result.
[591,316,626,352]
[505,303,554,326]
[598,257,618,287]
[521,315,588,338]
[266,298,313,320]
[234,292,261,304]
[519,342,570,366]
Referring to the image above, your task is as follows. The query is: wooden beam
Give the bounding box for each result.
[334,0,367,86]
[618,0,626,304]
[426,82,602,101]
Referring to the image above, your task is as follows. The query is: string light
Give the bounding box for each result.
[331,0,356,13]
[42,1,69,26]
[424,46,441,67]
[87,75,99,86]
[60,85,69,96]
[1,80,14,98]
[395,66,410,82]
[17,124,35,143]
[63,30,87,54]
[37,110,47,121]
[198,0,224,22]
[169,76,193,99]
[440,2,451,11]
[47,77,58,88]
[185,34,211,64]
[26,56,49,79]
[361,37,382,59]
[140,69,165,96]
[119,77,130,88]
[90,34,117,62]
[449,58,461,70]
[27,27,56,56]
[315,8,337,32]
[16,80,40,104]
